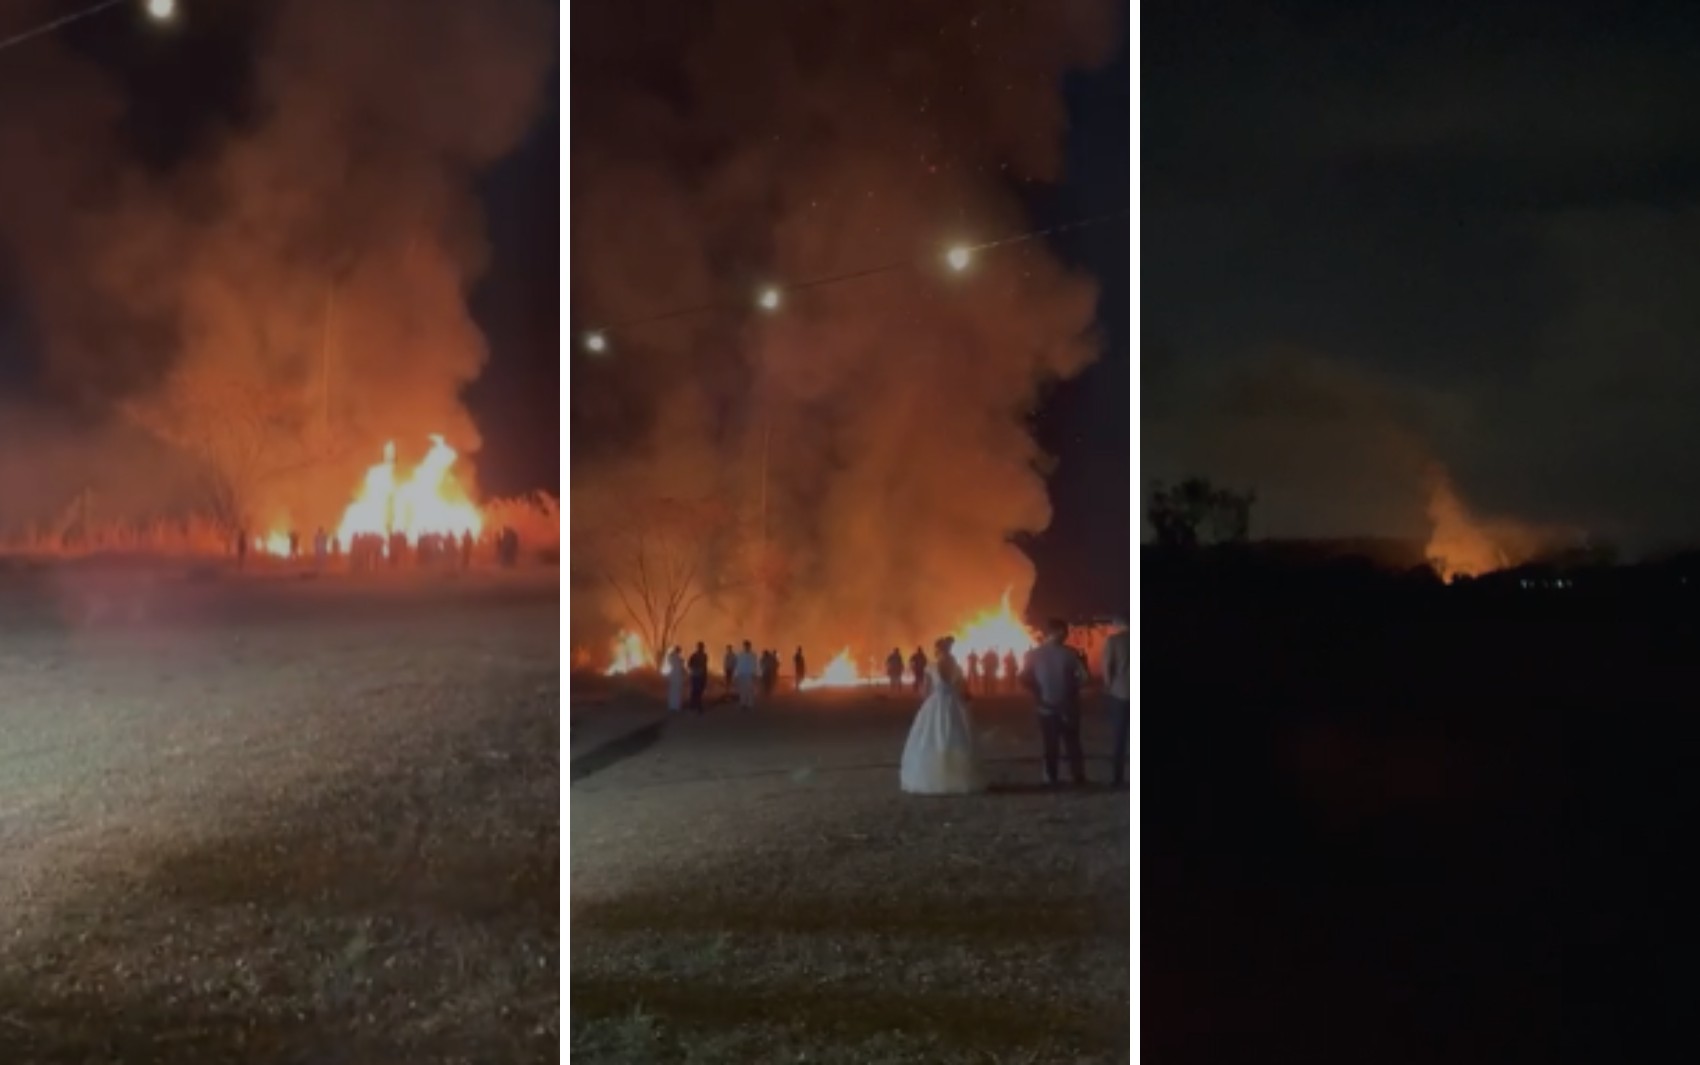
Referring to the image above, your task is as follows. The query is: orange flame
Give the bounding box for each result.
[258,531,291,558]
[797,588,1037,690]
[952,588,1038,663]
[336,435,483,546]
[604,630,652,675]
[799,647,875,691]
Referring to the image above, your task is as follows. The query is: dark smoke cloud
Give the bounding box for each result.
[570,0,1116,653]
[1143,348,1449,541]
[0,0,553,534]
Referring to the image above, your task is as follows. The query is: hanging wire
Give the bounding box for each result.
[577,207,1129,351]
[0,0,127,56]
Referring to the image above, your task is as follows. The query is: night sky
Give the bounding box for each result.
[1146,1,1700,554]
[1025,45,1132,618]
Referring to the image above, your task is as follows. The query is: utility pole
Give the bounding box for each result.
[319,281,335,446]
[757,416,771,638]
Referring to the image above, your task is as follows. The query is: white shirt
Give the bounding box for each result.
[1102,629,1130,700]
[734,650,759,679]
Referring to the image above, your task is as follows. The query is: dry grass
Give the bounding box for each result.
[0,514,232,560]
[569,690,1131,1063]
[0,568,560,1063]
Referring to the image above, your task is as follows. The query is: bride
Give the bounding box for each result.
[900,636,985,795]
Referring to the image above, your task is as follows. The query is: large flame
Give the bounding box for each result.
[799,647,876,691]
[952,588,1038,664]
[797,588,1037,691]
[336,435,484,546]
[604,630,652,675]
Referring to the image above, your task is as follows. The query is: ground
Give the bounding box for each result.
[0,562,559,1063]
[1140,581,1695,1063]
[569,680,1131,1064]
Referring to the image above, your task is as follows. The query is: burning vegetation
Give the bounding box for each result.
[602,588,1040,689]
[0,0,555,557]
[569,0,1117,663]
[1423,467,1569,581]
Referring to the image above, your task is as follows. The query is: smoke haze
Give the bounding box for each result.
[0,0,554,536]
[569,0,1117,653]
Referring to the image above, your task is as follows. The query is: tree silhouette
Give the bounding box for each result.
[578,496,744,664]
[123,364,312,533]
[1148,478,1255,549]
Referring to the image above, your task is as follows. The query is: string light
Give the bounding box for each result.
[0,0,173,57]
[573,209,1126,353]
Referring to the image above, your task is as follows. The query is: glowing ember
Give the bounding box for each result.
[604,631,652,675]
[337,435,483,546]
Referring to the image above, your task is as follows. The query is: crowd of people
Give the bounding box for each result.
[233,526,523,572]
[652,616,1132,789]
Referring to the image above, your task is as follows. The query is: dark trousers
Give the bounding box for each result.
[688,673,707,712]
[1106,695,1130,784]
[1039,711,1087,785]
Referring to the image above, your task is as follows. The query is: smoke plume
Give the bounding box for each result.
[569,0,1117,654]
[0,0,554,536]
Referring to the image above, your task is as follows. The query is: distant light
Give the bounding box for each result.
[583,331,608,354]
[757,286,782,312]
[946,245,972,272]
[146,0,175,20]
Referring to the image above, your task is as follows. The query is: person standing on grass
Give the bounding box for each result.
[735,640,760,709]
[666,645,686,713]
[1020,619,1089,787]
[886,648,905,692]
[723,644,737,696]
[687,642,710,713]
[793,646,807,690]
[1102,616,1131,787]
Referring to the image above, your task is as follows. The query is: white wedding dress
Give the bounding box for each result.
[899,661,985,795]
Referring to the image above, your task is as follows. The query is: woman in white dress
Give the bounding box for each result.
[899,636,985,795]
[665,646,685,712]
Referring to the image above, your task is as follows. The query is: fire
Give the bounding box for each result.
[797,588,1037,691]
[259,531,291,558]
[337,435,484,546]
[952,588,1038,664]
[604,631,652,675]
[799,647,877,691]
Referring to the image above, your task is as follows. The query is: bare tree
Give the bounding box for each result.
[122,364,312,533]
[1148,478,1256,549]
[580,496,742,665]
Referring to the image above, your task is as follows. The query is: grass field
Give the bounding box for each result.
[569,683,1132,1064]
[0,564,559,1063]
